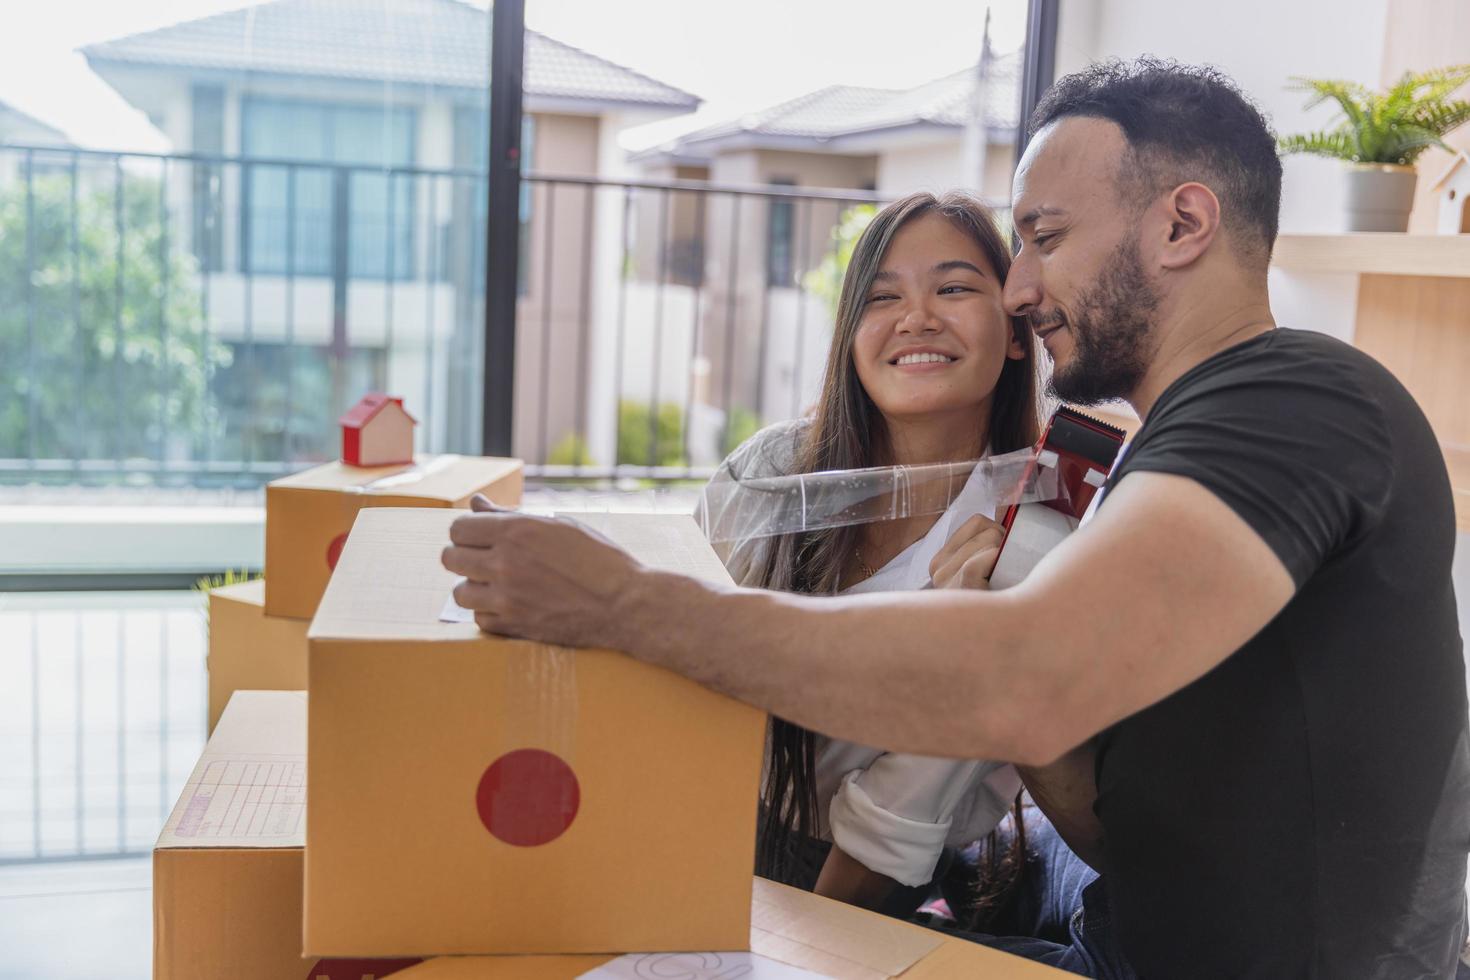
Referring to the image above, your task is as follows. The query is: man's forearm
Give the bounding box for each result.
[611,566,1057,764]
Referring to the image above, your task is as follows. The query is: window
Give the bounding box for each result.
[190,85,224,273]
[241,98,415,280]
[210,340,386,464]
[767,178,796,287]
[455,109,535,294]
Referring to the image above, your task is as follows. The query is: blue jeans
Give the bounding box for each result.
[938,808,1137,979]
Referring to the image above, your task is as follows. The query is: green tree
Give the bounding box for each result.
[721,405,761,457]
[0,169,229,469]
[617,400,685,467]
[802,203,878,315]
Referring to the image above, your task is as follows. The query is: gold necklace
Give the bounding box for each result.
[854,545,877,580]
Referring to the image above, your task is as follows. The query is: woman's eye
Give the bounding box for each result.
[865,293,896,305]
[939,284,973,295]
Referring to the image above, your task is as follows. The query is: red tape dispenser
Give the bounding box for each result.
[989,406,1126,590]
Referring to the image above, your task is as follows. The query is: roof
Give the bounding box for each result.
[0,99,70,145]
[340,393,416,429]
[642,49,1020,161]
[81,0,700,111]
[1428,149,1470,192]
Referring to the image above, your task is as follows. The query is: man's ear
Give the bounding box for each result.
[1158,181,1221,270]
[1005,318,1028,361]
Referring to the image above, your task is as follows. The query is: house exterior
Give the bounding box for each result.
[0,100,75,183]
[633,46,1020,200]
[80,0,700,464]
[623,47,1021,450]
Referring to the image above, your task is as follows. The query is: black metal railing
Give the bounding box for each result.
[1,143,1006,485]
[0,592,207,865]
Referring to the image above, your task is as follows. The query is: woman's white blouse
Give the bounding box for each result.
[701,420,1021,887]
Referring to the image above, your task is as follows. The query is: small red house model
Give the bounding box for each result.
[340,394,416,467]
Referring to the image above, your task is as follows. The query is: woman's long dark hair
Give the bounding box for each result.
[746,191,1040,918]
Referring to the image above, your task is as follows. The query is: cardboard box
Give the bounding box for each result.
[381,878,1069,979]
[264,454,523,620]
[305,508,767,958]
[153,690,422,980]
[207,580,309,733]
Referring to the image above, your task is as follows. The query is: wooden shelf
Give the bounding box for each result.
[1272,234,1470,278]
[1445,446,1470,534]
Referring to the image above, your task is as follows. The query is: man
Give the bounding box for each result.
[444,60,1470,978]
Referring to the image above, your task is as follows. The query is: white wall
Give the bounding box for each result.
[876,141,967,197]
[1056,0,1391,235]
[584,107,690,467]
[877,138,1016,201]
[1054,0,1393,341]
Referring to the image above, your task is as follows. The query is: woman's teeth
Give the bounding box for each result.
[894,352,955,365]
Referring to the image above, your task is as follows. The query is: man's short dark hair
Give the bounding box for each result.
[1030,58,1282,270]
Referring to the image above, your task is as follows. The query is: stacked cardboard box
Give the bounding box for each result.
[154,691,422,980]
[304,508,768,957]
[167,502,1065,978]
[206,581,308,732]
[157,690,1058,979]
[204,454,523,732]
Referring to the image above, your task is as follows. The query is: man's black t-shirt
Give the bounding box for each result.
[1097,328,1470,978]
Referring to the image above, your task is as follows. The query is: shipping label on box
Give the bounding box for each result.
[154,690,422,980]
[207,580,309,733]
[265,454,523,620]
[304,508,767,958]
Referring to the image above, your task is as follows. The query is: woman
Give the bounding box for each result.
[704,190,1041,919]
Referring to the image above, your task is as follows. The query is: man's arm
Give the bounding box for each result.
[444,471,1295,765]
[1016,744,1105,872]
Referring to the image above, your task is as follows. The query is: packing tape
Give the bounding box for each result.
[987,503,1079,591]
[327,454,468,573]
[343,453,463,494]
[696,446,1067,545]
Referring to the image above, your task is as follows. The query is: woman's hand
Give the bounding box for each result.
[928,514,1007,590]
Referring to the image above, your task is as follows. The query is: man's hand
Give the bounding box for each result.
[441,498,646,648]
[928,514,1007,590]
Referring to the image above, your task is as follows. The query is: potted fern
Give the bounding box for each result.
[1279,64,1470,231]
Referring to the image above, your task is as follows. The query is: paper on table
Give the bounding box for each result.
[440,578,474,623]
[577,952,830,980]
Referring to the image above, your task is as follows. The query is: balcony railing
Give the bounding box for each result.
[0,143,1002,487]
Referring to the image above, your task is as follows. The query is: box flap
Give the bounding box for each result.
[211,577,265,607]
[751,878,941,978]
[309,509,731,643]
[157,690,306,850]
[269,454,522,502]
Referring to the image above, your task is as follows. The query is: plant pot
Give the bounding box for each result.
[1344,163,1418,232]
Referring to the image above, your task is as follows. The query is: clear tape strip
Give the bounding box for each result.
[342,453,463,494]
[697,446,1066,544]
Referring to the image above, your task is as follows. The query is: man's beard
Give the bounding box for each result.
[1036,237,1160,406]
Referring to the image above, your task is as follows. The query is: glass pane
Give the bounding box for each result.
[0,0,497,488]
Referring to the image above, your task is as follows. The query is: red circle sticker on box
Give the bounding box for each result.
[475,748,579,847]
[325,532,349,570]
